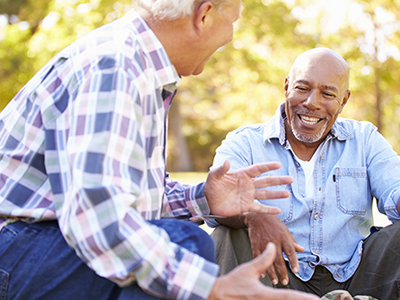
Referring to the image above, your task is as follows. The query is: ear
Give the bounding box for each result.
[193,1,214,35]
[339,89,351,113]
[284,76,289,94]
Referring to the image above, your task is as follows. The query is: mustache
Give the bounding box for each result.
[293,109,328,121]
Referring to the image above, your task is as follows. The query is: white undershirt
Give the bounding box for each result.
[292,144,323,199]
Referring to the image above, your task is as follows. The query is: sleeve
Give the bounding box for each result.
[365,124,400,222]
[161,174,211,219]
[50,61,218,299]
[211,130,253,171]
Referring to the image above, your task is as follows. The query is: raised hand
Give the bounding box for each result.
[204,160,293,217]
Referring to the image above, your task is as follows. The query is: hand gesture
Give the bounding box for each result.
[204,160,293,217]
[208,243,319,300]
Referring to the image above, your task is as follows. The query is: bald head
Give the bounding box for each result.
[288,48,350,91]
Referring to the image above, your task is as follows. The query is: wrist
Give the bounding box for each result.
[207,277,224,300]
[242,212,255,228]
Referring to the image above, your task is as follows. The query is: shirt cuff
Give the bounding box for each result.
[186,182,210,217]
[171,250,219,300]
[384,190,400,222]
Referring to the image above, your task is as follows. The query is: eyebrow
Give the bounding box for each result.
[295,80,339,94]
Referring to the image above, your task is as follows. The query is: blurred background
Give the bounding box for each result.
[1,0,400,175]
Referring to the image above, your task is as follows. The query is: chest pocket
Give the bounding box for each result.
[334,167,368,215]
[258,184,293,223]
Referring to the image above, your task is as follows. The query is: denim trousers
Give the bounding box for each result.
[0,218,216,300]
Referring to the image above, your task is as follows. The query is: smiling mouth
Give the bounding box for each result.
[299,115,322,125]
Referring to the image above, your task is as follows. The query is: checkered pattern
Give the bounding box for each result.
[0,9,218,299]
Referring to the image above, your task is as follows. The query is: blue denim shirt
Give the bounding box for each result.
[208,103,400,282]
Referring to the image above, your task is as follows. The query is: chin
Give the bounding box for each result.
[192,66,205,76]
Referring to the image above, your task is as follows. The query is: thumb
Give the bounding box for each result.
[294,242,305,253]
[248,242,277,276]
[210,160,230,179]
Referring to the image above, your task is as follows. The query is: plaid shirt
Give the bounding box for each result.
[0,9,218,299]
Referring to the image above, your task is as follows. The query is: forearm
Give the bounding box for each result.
[216,214,247,229]
[215,212,264,229]
[163,178,210,218]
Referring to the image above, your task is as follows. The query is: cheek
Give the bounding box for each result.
[220,25,233,47]
[327,102,343,117]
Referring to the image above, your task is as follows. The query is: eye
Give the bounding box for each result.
[295,86,308,92]
[323,92,335,98]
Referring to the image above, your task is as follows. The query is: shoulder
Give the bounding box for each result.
[65,16,148,79]
[334,118,377,138]
[224,123,268,143]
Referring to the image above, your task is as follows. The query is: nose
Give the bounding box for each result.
[303,90,321,109]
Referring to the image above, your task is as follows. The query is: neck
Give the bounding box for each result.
[284,119,324,161]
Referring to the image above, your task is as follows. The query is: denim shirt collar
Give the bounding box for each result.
[263,102,354,147]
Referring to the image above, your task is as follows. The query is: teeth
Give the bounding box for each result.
[300,115,320,125]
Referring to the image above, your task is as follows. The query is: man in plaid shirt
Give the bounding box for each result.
[0,0,320,299]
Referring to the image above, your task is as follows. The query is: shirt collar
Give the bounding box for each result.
[263,102,354,145]
[123,9,181,89]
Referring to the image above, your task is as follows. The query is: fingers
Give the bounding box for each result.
[247,202,281,215]
[240,162,283,178]
[281,242,300,274]
[266,264,279,285]
[253,175,293,189]
[251,242,277,273]
[274,240,305,284]
[273,249,289,285]
[254,189,291,200]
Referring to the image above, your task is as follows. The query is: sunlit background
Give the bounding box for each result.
[1,0,400,172]
[1,0,397,227]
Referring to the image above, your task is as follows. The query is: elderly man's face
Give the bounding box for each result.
[284,54,350,145]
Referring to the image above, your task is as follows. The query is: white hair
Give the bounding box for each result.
[137,0,225,20]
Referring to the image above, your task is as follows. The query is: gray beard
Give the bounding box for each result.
[290,115,328,143]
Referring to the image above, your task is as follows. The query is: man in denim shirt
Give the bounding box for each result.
[208,48,400,299]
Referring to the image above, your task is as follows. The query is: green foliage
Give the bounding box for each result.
[0,0,134,109]
[1,0,400,171]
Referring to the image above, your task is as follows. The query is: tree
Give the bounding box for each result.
[1,0,400,172]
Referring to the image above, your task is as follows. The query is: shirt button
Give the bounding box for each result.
[314,213,319,220]
[318,187,321,191]
[302,194,305,198]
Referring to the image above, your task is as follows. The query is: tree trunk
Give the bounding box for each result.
[168,99,193,171]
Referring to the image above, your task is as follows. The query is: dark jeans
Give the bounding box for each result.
[212,221,400,300]
[0,218,216,300]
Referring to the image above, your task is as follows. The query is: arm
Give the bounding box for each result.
[54,64,217,299]
[365,124,400,222]
[163,160,293,220]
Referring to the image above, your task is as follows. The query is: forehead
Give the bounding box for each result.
[290,56,348,91]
